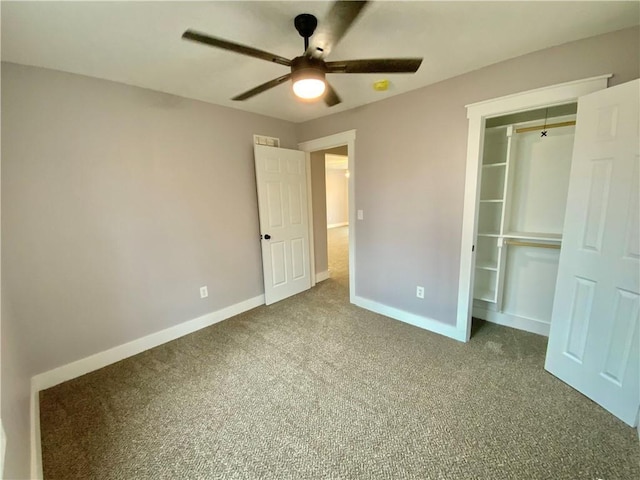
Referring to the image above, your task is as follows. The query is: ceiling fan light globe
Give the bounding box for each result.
[293,78,326,99]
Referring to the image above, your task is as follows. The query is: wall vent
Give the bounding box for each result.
[253,135,280,147]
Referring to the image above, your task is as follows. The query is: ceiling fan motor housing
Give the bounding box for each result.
[291,56,326,83]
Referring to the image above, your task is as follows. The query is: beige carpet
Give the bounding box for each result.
[40,226,639,479]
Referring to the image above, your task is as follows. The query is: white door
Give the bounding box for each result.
[545,79,640,426]
[254,144,311,305]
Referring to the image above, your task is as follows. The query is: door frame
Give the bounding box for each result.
[455,75,611,342]
[298,130,356,304]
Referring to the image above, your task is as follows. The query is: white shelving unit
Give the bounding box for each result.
[473,125,512,304]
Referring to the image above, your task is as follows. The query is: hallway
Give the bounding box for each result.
[326,225,349,286]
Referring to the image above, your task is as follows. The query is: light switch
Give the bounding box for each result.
[357,209,364,220]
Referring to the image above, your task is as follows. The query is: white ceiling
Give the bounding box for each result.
[2,1,638,123]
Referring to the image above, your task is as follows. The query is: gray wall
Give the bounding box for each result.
[325,169,349,226]
[2,63,298,476]
[1,298,31,479]
[2,64,298,476]
[297,26,640,325]
[1,65,31,477]
[1,63,297,373]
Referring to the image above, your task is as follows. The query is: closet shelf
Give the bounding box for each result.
[474,290,497,303]
[476,261,498,271]
[503,232,562,242]
[482,162,507,168]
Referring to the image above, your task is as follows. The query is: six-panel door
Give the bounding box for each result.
[254,144,311,305]
[545,80,640,426]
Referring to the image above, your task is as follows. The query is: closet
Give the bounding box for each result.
[472,104,577,336]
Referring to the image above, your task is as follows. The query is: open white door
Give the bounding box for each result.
[254,144,311,305]
[545,79,639,426]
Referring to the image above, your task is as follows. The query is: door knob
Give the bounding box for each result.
[264,234,271,240]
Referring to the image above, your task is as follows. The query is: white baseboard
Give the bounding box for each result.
[31,295,265,392]
[353,295,466,342]
[472,306,550,336]
[327,222,348,229]
[29,294,265,480]
[315,270,330,282]
[30,387,42,480]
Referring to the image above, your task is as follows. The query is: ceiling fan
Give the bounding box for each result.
[182,0,423,107]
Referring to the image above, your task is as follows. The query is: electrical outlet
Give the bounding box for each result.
[416,286,424,299]
[200,286,208,299]
[357,209,364,220]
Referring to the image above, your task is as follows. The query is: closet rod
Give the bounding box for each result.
[515,121,576,134]
[505,239,561,250]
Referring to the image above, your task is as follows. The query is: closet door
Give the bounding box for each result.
[545,79,639,426]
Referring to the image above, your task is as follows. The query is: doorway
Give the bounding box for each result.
[299,130,356,303]
[324,148,350,287]
[455,75,611,342]
[471,103,577,336]
[309,146,349,287]
[458,76,640,427]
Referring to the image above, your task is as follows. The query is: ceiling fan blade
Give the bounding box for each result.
[232,73,292,101]
[306,1,369,59]
[324,82,342,107]
[326,58,423,74]
[183,30,291,67]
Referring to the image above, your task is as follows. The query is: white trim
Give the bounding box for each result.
[456,75,611,343]
[1,420,6,478]
[354,296,466,342]
[298,130,356,152]
[465,74,612,117]
[315,270,330,282]
[472,306,550,337]
[30,387,42,480]
[299,130,357,305]
[327,222,348,229]
[29,294,265,479]
[305,152,316,288]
